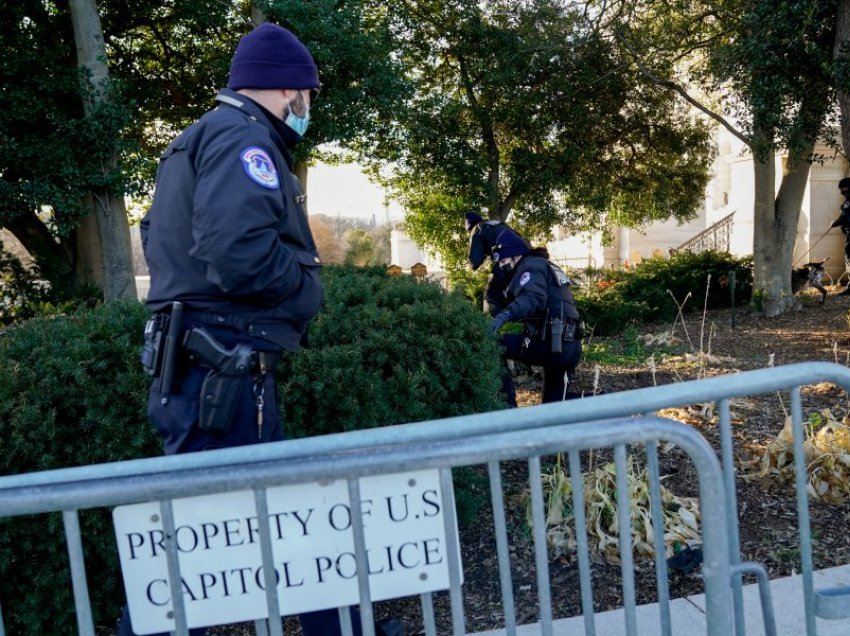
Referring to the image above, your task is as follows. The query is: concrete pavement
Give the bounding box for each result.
[473,564,850,635]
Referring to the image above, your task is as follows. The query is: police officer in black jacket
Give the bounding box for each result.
[465,211,530,315]
[119,22,401,636]
[488,229,583,405]
[830,177,850,296]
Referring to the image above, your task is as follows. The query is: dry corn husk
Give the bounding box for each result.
[742,410,850,504]
[657,404,719,426]
[638,331,678,347]
[533,455,701,565]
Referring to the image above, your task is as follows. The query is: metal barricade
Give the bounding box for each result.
[0,413,738,636]
[528,361,850,636]
[1,360,849,635]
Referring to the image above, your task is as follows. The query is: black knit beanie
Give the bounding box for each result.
[492,229,530,261]
[227,23,319,91]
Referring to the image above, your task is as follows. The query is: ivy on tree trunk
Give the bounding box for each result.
[68,0,136,300]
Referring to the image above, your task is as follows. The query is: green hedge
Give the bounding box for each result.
[282,266,503,434]
[0,266,503,635]
[0,300,155,636]
[575,251,753,336]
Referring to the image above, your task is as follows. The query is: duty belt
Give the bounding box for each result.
[149,307,283,377]
[189,349,281,374]
[155,309,252,330]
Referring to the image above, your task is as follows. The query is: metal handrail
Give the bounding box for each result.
[676,211,736,253]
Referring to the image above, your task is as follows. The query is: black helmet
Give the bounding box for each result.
[839,177,850,191]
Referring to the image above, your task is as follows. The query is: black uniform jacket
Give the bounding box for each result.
[141,89,322,351]
[498,255,580,330]
[833,197,850,234]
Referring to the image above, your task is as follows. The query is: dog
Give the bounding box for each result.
[791,258,828,303]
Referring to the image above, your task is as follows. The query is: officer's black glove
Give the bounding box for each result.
[488,311,510,335]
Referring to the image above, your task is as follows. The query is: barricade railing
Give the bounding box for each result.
[0,413,738,636]
[532,360,850,636]
[2,361,849,635]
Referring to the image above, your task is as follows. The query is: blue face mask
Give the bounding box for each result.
[284,91,310,136]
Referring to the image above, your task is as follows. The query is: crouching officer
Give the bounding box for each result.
[488,229,583,405]
[119,22,402,636]
[465,211,530,315]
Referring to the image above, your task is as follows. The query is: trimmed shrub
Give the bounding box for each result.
[574,283,651,338]
[0,300,155,635]
[0,266,503,634]
[574,251,753,336]
[445,267,490,312]
[282,266,503,435]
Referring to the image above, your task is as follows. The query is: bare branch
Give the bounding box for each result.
[455,53,503,216]
[616,32,750,147]
[500,186,521,222]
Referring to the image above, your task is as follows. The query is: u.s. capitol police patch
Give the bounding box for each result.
[240,146,279,189]
[519,271,532,286]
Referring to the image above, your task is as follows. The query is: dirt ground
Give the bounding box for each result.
[212,283,850,635]
[382,284,850,634]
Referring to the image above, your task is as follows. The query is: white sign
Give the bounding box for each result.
[113,469,460,635]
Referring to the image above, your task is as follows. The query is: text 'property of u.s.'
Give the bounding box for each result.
[113,469,460,634]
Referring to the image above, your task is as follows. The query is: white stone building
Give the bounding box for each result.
[389,229,444,275]
[587,129,849,281]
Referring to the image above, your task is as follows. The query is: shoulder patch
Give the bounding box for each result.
[519,271,532,286]
[240,146,279,189]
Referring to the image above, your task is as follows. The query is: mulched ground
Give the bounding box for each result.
[382,284,850,635]
[208,284,850,635]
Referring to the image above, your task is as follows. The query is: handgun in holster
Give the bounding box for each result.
[182,326,253,433]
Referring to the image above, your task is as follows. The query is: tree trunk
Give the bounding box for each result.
[752,157,784,316]
[74,204,103,288]
[69,0,137,300]
[250,3,266,26]
[295,161,309,214]
[752,144,814,317]
[835,0,850,158]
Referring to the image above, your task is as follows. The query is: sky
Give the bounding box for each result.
[307,162,404,223]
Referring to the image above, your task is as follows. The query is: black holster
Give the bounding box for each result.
[197,365,250,433]
[563,319,581,342]
[183,327,253,433]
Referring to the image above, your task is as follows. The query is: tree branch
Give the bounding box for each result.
[500,186,520,222]
[4,213,76,286]
[455,52,502,217]
[616,31,751,147]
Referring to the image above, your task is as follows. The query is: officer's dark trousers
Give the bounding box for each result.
[839,234,850,292]
[117,320,360,636]
[499,333,582,406]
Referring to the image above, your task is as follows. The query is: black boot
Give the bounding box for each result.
[377,618,405,636]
